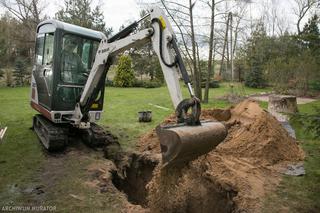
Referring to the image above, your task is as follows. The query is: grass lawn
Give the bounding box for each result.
[0,83,318,212]
[263,100,320,212]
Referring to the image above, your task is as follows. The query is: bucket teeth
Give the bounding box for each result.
[156,121,227,167]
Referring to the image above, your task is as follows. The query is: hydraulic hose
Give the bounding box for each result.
[151,18,177,68]
[151,18,195,97]
[152,17,200,125]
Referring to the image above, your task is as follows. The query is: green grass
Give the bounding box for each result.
[0,87,45,206]
[263,100,320,213]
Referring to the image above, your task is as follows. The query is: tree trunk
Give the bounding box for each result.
[189,0,201,100]
[219,13,230,77]
[297,17,302,35]
[204,0,215,103]
[230,13,233,83]
[196,43,202,99]
[32,0,40,24]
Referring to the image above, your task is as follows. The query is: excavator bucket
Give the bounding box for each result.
[156,121,227,167]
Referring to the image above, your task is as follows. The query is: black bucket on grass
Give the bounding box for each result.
[138,111,152,122]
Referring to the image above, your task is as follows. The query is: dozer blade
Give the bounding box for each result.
[156,121,227,167]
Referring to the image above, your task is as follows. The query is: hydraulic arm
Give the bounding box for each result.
[69,7,227,166]
[31,7,227,167]
[72,7,198,128]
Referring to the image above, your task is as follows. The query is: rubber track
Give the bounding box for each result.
[33,114,68,151]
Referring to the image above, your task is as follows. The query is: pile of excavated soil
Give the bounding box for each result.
[138,100,304,213]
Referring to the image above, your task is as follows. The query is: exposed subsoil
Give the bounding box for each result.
[85,100,305,213]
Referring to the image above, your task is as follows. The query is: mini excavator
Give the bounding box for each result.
[30,7,227,166]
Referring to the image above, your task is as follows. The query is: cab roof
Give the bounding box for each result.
[37,19,105,40]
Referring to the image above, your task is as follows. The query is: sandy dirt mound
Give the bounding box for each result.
[217,100,304,165]
[138,100,304,213]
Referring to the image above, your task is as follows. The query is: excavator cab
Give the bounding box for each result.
[31,20,105,124]
[31,21,108,150]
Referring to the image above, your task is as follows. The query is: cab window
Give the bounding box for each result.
[35,34,44,65]
[43,33,54,65]
[60,34,99,85]
[58,34,100,105]
[35,33,54,65]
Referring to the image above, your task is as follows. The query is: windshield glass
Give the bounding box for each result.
[60,34,99,85]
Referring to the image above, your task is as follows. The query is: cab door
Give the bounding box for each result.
[34,32,55,109]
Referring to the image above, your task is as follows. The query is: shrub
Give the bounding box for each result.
[0,68,3,78]
[4,69,13,87]
[310,81,320,91]
[245,67,266,88]
[143,81,162,88]
[13,57,28,86]
[210,81,220,88]
[132,79,145,87]
[114,55,135,87]
[105,79,113,87]
[132,79,162,88]
[291,107,320,139]
[201,80,220,88]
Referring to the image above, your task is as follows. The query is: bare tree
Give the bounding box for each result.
[230,12,234,82]
[276,12,290,36]
[216,0,249,81]
[0,0,44,28]
[203,0,217,103]
[270,0,277,36]
[0,0,45,59]
[159,0,203,99]
[292,0,317,34]
[231,1,249,83]
[188,0,202,100]
[219,12,231,77]
[141,0,252,100]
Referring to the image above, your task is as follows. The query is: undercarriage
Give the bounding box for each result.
[32,114,119,151]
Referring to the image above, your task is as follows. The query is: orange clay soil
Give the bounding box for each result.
[137,100,304,213]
